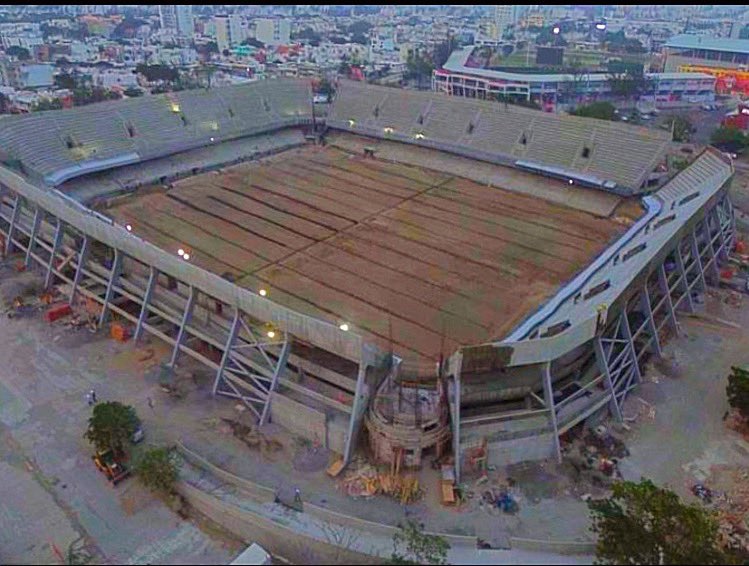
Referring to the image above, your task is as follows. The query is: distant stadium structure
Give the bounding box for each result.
[0,78,737,479]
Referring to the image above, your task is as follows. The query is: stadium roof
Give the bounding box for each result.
[664,34,749,55]
[442,46,715,83]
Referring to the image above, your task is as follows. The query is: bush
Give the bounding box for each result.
[390,520,449,565]
[134,446,181,495]
[570,101,618,121]
[727,366,749,420]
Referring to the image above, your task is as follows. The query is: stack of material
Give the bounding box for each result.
[339,462,422,504]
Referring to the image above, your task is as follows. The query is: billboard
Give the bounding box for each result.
[536,46,564,66]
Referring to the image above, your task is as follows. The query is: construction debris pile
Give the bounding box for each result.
[336,456,422,505]
[691,466,749,556]
[220,418,284,459]
[561,424,629,489]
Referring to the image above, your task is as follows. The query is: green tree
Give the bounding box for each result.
[607,67,654,103]
[390,520,450,565]
[711,125,748,152]
[6,45,31,60]
[84,401,140,455]
[33,98,63,111]
[135,446,181,495]
[123,86,143,97]
[666,115,693,143]
[570,101,619,121]
[54,72,78,91]
[588,478,729,565]
[727,366,749,420]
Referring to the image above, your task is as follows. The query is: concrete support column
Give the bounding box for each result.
[594,336,624,422]
[213,309,241,397]
[658,263,679,336]
[675,245,695,312]
[259,336,291,427]
[343,359,368,465]
[620,306,641,385]
[98,249,122,327]
[45,219,64,289]
[5,194,20,255]
[690,228,707,292]
[25,205,40,268]
[69,235,89,306]
[169,285,196,368]
[134,266,158,341]
[640,285,662,357]
[452,351,463,483]
[541,362,562,463]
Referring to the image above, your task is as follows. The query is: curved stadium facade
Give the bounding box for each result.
[0,78,737,479]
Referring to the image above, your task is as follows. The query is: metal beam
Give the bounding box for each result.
[25,206,40,268]
[169,285,197,368]
[657,263,679,336]
[594,336,623,422]
[135,266,158,341]
[259,336,291,426]
[620,306,641,385]
[98,249,122,327]
[674,245,694,312]
[541,362,562,463]
[640,285,662,357]
[213,309,241,396]
[690,228,707,291]
[45,219,64,289]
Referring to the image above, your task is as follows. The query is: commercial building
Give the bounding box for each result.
[255,18,291,47]
[159,5,194,39]
[434,46,716,111]
[664,34,749,94]
[214,14,246,52]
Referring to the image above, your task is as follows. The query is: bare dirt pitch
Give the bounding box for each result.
[108,145,629,368]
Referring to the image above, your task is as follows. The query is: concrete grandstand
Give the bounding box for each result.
[0,78,737,480]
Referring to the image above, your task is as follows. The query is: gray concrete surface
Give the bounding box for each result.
[0,268,240,564]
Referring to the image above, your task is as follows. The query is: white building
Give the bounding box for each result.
[255,18,290,47]
[159,5,193,39]
[214,14,245,52]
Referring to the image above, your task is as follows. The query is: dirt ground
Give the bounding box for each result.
[107,144,627,367]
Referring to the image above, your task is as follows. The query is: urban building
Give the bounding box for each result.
[159,5,193,39]
[254,18,291,47]
[663,34,749,94]
[434,46,716,111]
[214,14,246,52]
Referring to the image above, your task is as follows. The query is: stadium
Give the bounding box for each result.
[0,78,737,480]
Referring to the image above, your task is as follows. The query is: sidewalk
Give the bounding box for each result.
[178,450,593,565]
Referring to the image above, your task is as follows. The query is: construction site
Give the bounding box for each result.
[0,77,743,545]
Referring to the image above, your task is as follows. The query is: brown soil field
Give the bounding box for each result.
[108,145,631,368]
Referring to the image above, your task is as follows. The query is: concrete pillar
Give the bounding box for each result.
[542,362,562,463]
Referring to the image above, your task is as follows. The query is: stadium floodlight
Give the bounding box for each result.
[267,330,276,338]
[259,288,268,296]
[178,248,185,256]
[183,253,191,261]
[414,132,425,139]
[339,323,350,331]
[210,137,215,142]
[595,22,607,31]
[125,224,132,232]
[568,179,574,185]
[553,26,560,34]
[348,119,356,127]
[171,103,180,113]
[384,127,394,134]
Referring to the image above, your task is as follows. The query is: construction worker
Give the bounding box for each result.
[90,389,97,404]
[294,487,302,504]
